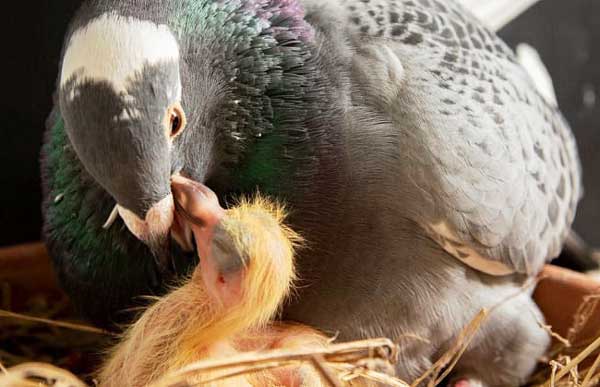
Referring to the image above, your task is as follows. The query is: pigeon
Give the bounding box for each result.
[42,0,581,385]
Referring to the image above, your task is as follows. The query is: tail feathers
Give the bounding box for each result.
[457,0,543,31]
[516,43,558,107]
[563,230,600,273]
[457,1,559,107]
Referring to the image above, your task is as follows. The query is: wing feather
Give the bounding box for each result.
[338,0,581,275]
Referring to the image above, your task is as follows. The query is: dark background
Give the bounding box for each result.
[4,0,599,248]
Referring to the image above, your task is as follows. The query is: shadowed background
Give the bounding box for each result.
[6,0,599,249]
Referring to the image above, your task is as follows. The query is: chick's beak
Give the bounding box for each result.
[171,175,226,257]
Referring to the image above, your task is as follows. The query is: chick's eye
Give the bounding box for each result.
[167,103,186,139]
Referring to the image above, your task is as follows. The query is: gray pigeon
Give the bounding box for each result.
[42,0,581,385]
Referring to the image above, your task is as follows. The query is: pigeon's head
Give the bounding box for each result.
[59,13,187,251]
[57,4,314,254]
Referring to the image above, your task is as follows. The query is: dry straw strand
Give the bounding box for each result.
[538,323,571,348]
[581,350,600,387]
[541,335,600,387]
[431,310,489,386]
[0,309,111,335]
[310,354,344,387]
[0,362,87,387]
[150,338,399,387]
[567,294,600,344]
[412,309,488,387]
[329,362,410,387]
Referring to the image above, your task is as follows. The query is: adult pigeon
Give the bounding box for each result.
[42,0,581,385]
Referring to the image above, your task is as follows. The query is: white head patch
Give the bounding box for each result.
[61,12,180,95]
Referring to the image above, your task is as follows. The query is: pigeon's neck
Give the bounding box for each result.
[170,0,319,197]
[229,52,349,211]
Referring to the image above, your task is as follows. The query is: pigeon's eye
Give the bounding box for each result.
[166,103,187,139]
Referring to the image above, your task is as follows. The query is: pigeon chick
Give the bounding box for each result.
[99,176,331,387]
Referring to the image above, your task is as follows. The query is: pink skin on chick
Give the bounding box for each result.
[171,175,245,308]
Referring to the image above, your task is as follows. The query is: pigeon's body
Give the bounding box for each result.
[42,0,580,385]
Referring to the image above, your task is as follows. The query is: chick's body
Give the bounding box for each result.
[100,195,330,387]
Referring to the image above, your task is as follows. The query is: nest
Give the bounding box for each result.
[1,243,599,387]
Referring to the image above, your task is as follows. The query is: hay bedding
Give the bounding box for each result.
[0,245,599,387]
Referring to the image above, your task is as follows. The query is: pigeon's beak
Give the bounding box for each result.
[116,195,175,247]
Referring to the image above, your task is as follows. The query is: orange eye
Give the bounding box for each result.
[167,103,186,139]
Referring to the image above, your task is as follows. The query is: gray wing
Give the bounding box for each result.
[317,0,582,275]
